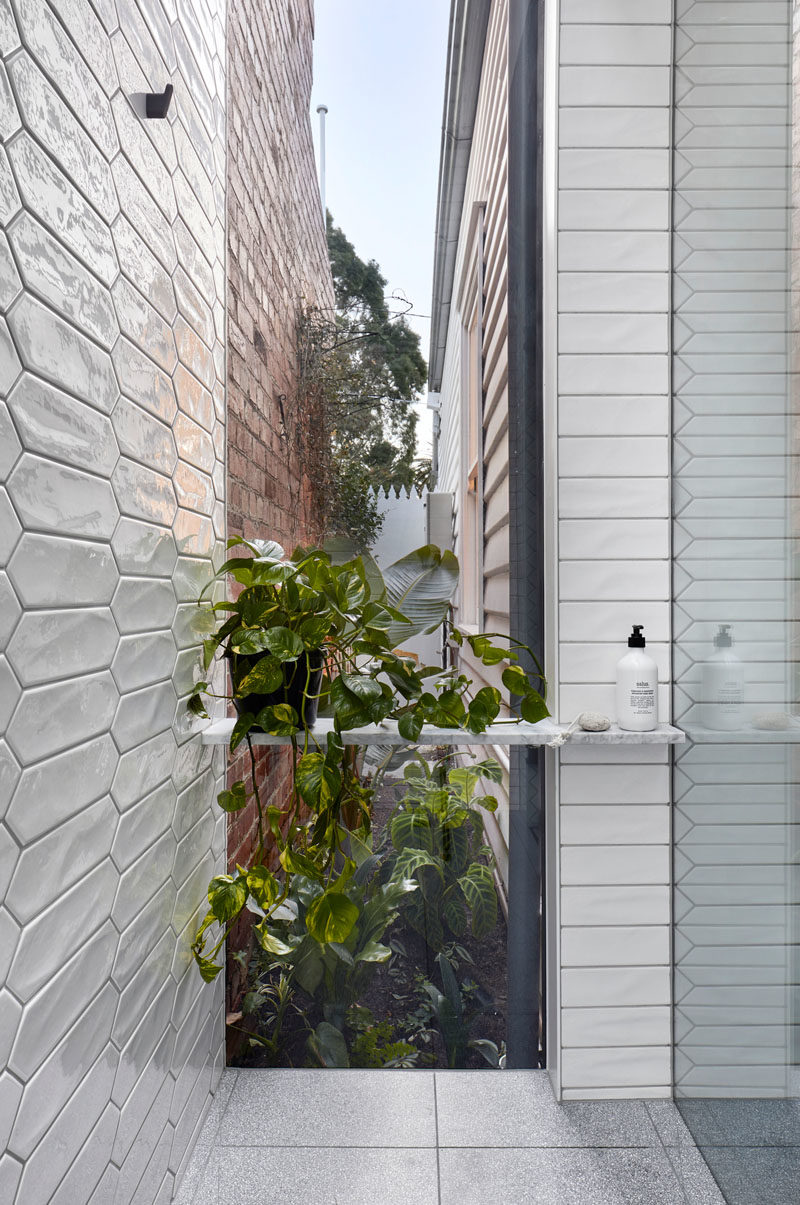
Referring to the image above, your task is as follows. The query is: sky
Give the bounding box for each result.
[310,0,452,453]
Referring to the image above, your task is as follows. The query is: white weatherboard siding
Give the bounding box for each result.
[0,2,227,1200]
[438,0,512,877]
[552,0,673,1099]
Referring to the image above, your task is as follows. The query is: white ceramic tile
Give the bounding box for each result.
[561,1046,671,1089]
[559,559,670,602]
[559,601,670,642]
[559,436,668,478]
[559,518,669,561]
[6,534,117,608]
[559,355,669,396]
[559,106,670,150]
[562,925,670,967]
[559,313,668,357]
[561,805,669,846]
[560,24,672,66]
[561,1007,671,1048]
[6,608,118,687]
[560,66,671,107]
[561,966,671,1009]
[561,845,670,886]
[6,796,117,924]
[559,477,669,520]
[7,454,119,539]
[561,0,672,23]
[559,271,669,312]
[560,149,669,192]
[562,763,670,805]
[6,671,118,764]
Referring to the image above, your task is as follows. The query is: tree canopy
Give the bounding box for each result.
[307,215,430,548]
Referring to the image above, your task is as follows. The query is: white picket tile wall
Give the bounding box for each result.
[672,0,796,1098]
[552,0,674,1099]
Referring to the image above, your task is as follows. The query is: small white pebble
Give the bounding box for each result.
[579,711,611,732]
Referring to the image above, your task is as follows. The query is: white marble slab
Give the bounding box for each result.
[201,717,685,748]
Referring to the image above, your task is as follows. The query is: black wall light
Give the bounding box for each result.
[145,84,173,119]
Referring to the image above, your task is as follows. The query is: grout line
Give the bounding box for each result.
[433,1073,442,1205]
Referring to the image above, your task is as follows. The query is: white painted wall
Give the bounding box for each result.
[550,0,674,1100]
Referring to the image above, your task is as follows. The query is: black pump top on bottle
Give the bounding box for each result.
[628,625,646,648]
[714,624,733,648]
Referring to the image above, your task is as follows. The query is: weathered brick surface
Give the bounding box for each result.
[225,0,334,1017]
[227,0,333,548]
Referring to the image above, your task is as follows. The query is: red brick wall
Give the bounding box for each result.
[225,0,334,1009]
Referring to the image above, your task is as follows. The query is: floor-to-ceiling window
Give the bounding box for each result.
[672,2,800,1201]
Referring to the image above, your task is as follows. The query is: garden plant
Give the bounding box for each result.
[187,537,548,1066]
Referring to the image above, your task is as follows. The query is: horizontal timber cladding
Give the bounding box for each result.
[438,0,513,865]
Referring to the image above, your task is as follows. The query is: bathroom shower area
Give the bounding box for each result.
[672,1,800,1201]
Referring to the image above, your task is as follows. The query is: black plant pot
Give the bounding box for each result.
[230,649,324,729]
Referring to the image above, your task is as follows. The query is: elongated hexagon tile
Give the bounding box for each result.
[112,276,178,375]
[0,488,22,564]
[6,608,118,687]
[112,680,176,753]
[15,0,119,159]
[113,337,176,424]
[0,400,20,480]
[6,796,117,924]
[112,577,176,634]
[7,533,117,607]
[9,212,118,349]
[0,145,20,225]
[7,374,118,477]
[0,990,22,1072]
[48,1102,120,1205]
[112,156,176,274]
[113,214,177,324]
[0,1155,22,1204]
[0,0,20,55]
[8,53,118,225]
[0,656,21,731]
[7,135,117,285]
[112,780,175,872]
[111,93,177,224]
[0,314,21,394]
[111,458,177,526]
[7,454,119,540]
[8,296,118,413]
[7,859,118,1003]
[0,740,20,821]
[0,231,21,311]
[112,397,178,476]
[112,630,176,693]
[9,921,117,1081]
[112,516,177,577]
[0,1072,24,1159]
[111,729,175,812]
[0,820,18,900]
[14,1045,119,1203]
[6,670,118,765]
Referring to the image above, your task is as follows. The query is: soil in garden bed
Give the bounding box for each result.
[232,774,508,1070]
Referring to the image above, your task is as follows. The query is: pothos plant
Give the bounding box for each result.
[186,537,548,1062]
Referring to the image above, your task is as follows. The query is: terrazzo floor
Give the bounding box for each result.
[173,1069,727,1204]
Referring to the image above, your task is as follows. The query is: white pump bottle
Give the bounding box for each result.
[616,625,658,732]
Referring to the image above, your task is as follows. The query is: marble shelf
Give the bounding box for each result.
[201,717,685,747]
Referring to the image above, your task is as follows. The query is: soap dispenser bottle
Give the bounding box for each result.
[702,624,744,731]
[616,625,658,732]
